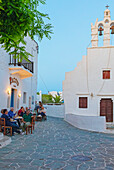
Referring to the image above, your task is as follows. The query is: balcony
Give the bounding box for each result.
[9,55,34,79]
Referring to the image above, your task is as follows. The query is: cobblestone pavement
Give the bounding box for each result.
[0,117,114,170]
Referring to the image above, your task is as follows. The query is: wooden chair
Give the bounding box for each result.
[26,116,34,135]
[31,116,35,130]
[26,124,32,135]
[0,118,12,136]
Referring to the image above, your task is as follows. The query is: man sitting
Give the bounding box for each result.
[1,109,21,135]
[8,107,16,118]
[21,109,32,132]
[8,107,20,127]
[40,105,47,120]
[38,104,47,120]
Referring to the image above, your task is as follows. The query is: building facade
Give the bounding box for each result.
[63,8,114,132]
[0,36,38,111]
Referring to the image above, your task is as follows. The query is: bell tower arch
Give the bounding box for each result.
[91,6,114,48]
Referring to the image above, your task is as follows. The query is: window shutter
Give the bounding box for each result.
[103,70,110,79]
[79,97,87,108]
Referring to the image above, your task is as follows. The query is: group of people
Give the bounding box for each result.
[36,101,47,120]
[0,107,33,135]
[0,101,47,136]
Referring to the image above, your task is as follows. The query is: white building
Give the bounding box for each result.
[0,36,38,111]
[63,8,114,132]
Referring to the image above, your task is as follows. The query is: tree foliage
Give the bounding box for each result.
[42,94,53,104]
[53,95,61,103]
[0,0,53,60]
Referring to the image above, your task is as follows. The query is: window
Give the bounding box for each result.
[32,96,34,105]
[79,97,87,108]
[103,70,110,79]
[23,92,27,104]
[29,97,31,109]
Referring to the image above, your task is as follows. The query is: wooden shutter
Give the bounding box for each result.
[103,70,110,79]
[79,97,87,108]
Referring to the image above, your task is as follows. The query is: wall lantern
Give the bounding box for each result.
[7,89,11,95]
[18,93,21,98]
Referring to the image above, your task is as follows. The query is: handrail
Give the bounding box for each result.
[9,55,34,73]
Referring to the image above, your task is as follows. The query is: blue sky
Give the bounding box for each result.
[37,0,113,94]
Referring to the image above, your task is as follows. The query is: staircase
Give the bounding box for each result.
[0,133,11,148]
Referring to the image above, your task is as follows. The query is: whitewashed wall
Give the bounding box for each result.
[0,36,38,111]
[63,47,114,121]
[65,114,106,132]
[44,105,65,118]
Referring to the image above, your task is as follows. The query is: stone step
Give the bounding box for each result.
[0,135,11,149]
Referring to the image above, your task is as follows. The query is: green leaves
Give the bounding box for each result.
[0,0,53,60]
[53,95,61,103]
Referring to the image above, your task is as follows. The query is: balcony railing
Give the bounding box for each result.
[9,55,34,73]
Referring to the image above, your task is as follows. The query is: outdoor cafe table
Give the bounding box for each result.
[14,116,23,120]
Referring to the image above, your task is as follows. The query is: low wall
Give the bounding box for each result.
[44,105,65,118]
[65,114,106,132]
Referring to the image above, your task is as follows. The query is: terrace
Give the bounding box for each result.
[9,55,34,79]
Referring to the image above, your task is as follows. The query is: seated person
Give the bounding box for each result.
[1,109,21,135]
[21,109,32,132]
[8,107,17,118]
[37,101,42,115]
[39,104,47,120]
[18,106,23,116]
[25,107,28,114]
[20,107,25,117]
[8,107,20,127]
[0,109,3,117]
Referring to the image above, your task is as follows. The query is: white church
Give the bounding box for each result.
[0,36,38,111]
[63,7,114,132]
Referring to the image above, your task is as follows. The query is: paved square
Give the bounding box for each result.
[0,117,114,170]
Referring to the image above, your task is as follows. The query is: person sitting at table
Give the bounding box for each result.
[18,106,23,116]
[1,109,21,135]
[8,107,20,127]
[21,109,32,132]
[0,109,3,117]
[37,101,42,115]
[20,107,26,117]
[39,104,47,120]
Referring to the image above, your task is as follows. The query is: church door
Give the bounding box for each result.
[100,99,113,122]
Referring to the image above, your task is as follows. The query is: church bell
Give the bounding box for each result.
[110,26,114,34]
[98,27,104,36]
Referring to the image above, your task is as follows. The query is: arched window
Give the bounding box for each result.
[105,19,109,24]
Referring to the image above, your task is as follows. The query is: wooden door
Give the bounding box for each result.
[100,99,113,122]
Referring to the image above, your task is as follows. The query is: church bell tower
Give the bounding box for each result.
[91,6,114,47]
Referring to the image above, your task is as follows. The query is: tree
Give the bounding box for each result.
[0,0,53,60]
[42,94,53,104]
[53,95,61,103]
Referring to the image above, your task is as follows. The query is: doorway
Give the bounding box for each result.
[100,98,113,122]
[10,88,17,111]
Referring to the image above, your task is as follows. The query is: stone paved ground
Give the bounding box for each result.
[0,117,114,170]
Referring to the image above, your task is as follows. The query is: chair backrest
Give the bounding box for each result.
[0,118,5,126]
[31,116,35,124]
